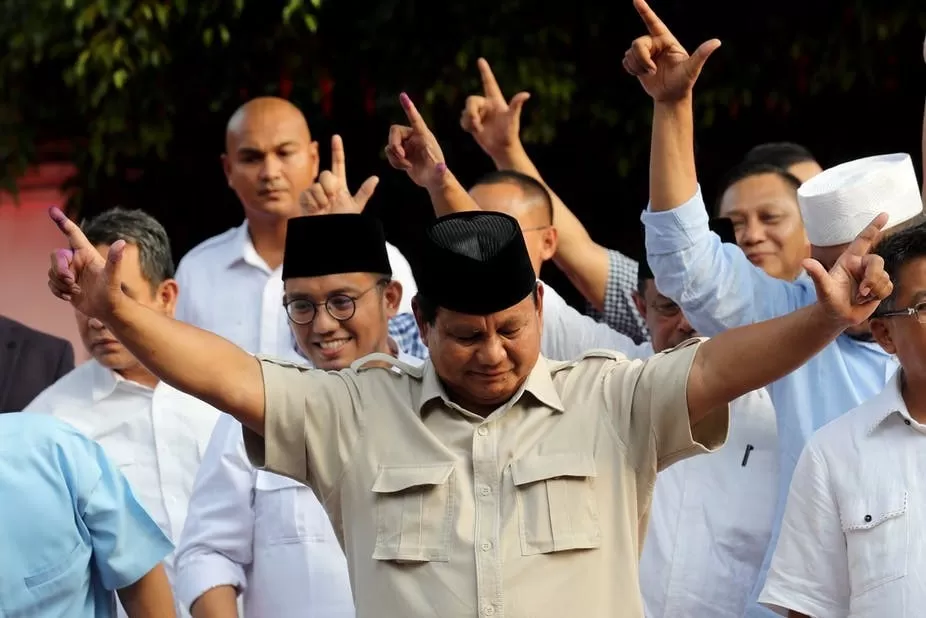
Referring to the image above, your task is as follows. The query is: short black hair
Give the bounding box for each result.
[471,170,554,224]
[743,142,817,169]
[414,284,541,325]
[714,160,801,216]
[874,221,926,313]
[81,207,175,288]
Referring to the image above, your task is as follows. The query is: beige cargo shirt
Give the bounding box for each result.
[244,338,729,618]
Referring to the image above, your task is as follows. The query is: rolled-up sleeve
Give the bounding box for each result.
[243,358,365,500]
[174,414,254,610]
[77,439,174,591]
[760,442,849,617]
[642,187,814,335]
[609,338,729,472]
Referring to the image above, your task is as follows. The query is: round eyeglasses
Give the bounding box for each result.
[283,281,385,326]
[873,301,926,324]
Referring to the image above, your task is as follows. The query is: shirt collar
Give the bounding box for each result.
[417,355,565,416]
[225,221,276,274]
[867,369,916,435]
[89,360,155,403]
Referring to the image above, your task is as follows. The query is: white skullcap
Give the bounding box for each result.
[798,153,922,247]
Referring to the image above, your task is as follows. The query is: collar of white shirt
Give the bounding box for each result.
[865,368,918,435]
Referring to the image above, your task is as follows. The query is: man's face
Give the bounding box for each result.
[787,160,823,184]
[719,173,809,282]
[223,104,320,221]
[469,183,557,277]
[76,243,177,372]
[416,289,543,415]
[871,257,926,377]
[632,280,697,352]
[284,272,401,370]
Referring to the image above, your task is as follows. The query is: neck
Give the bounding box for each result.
[117,365,160,389]
[246,215,289,270]
[901,370,926,424]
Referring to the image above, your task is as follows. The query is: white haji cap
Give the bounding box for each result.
[798,153,922,247]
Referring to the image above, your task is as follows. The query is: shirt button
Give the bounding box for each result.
[481,541,492,551]
[477,426,489,436]
[864,514,872,522]
[905,419,912,426]
[482,606,495,616]
[480,486,491,496]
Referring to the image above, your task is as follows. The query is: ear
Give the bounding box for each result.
[221,153,233,187]
[157,279,180,316]
[382,279,403,318]
[411,295,431,343]
[307,140,320,181]
[631,290,648,320]
[540,226,558,262]
[869,317,897,355]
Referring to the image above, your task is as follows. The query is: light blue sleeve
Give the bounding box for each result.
[74,437,174,591]
[642,187,816,336]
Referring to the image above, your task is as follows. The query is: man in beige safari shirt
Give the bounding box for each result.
[45,86,893,616]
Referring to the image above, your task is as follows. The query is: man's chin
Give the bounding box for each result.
[845,322,875,342]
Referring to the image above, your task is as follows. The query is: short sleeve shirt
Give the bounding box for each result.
[244,340,729,618]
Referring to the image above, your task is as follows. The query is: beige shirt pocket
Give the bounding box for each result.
[510,452,601,556]
[371,463,455,563]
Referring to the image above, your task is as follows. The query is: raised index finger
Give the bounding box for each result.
[399,92,430,134]
[331,134,346,182]
[48,206,94,251]
[633,0,670,36]
[477,58,504,101]
[844,212,889,257]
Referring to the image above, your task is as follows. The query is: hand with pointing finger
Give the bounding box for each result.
[301,135,379,215]
[623,0,721,102]
[460,58,530,160]
[803,213,893,327]
[385,93,448,189]
[46,207,126,320]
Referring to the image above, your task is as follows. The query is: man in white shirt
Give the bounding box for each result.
[174,98,418,360]
[634,256,779,617]
[760,222,926,617]
[25,207,221,618]
[176,212,422,618]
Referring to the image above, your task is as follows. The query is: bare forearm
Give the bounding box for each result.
[425,170,480,217]
[493,144,612,309]
[649,98,698,212]
[191,586,240,618]
[688,304,846,422]
[106,298,265,434]
[118,565,177,618]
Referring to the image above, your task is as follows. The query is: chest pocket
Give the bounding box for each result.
[253,471,332,545]
[371,463,455,563]
[841,488,908,597]
[510,453,601,556]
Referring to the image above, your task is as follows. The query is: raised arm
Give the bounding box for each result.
[625,0,809,334]
[46,209,266,434]
[685,214,891,423]
[459,58,635,321]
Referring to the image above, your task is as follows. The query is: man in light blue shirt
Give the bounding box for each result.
[622,1,922,615]
[0,413,176,617]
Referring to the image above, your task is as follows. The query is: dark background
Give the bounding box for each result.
[3,0,925,309]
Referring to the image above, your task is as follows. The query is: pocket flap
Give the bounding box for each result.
[372,463,455,494]
[841,489,908,532]
[510,453,597,487]
[255,470,305,491]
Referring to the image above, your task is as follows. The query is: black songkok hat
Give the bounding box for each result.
[282,214,392,280]
[417,211,537,315]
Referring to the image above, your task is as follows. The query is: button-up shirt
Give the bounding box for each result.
[175,350,423,617]
[760,370,925,617]
[24,360,221,616]
[640,349,778,617]
[641,188,898,616]
[174,221,419,359]
[0,413,173,618]
[243,339,729,618]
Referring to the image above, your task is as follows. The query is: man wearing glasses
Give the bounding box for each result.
[174,213,420,618]
[760,221,926,617]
